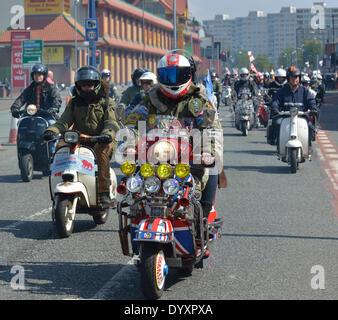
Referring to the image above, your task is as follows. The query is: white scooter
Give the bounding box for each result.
[275,106,313,173]
[49,131,117,238]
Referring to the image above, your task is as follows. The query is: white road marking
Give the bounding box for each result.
[4,207,51,229]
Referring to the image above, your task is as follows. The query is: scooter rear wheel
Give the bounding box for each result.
[93,209,109,225]
[19,153,33,182]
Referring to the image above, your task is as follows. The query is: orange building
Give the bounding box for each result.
[0,0,202,87]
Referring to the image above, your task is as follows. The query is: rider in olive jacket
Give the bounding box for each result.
[44,66,120,205]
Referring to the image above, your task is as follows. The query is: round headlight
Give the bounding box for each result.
[26,104,37,115]
[144,176,161,193]
[149,140,176,163]
[121,161,136,176]
[157,164,173,180]
[126,176,143,193]
[163,178,180,195]
[64,131,79,144]
[174,164,190,179]
[140,163,155,178]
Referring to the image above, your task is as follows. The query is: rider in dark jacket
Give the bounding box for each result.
[269,66,318,148]
[11,64,62,122]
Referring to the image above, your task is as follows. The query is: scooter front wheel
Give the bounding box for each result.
[19,153,33,182]
[290,148,298,174]
[140,243,167,299]
[55,194,75,238]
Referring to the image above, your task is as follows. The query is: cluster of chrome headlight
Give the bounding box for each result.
[120,161,190,196]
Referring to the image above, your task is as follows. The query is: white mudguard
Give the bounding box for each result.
[55,182,90,207]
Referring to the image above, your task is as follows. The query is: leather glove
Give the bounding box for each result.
[11,108,21,118]
[98,134,113,144]
[43,130,56,141]
[271,108,279,116]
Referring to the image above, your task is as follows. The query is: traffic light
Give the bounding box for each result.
[220,51,227,61]
[95,49,101,65]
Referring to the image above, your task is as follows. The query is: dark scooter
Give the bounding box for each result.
[16,104,58,182]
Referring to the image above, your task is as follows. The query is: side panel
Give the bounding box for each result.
[172,219,194,256]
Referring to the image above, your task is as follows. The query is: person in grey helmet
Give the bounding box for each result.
[43,66,120,206]
[101,68,120,102]
[11,63,62,122]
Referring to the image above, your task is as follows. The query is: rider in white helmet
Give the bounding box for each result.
[234,67,258,105]
[101,68,120,102]
[125,71,158,117]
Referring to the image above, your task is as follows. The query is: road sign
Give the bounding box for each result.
[85,18,98,42]
[22,39,43,68]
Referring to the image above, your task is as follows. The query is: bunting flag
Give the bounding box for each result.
[250,62,258,74]
[248,51,255,62]
[305,61,310,67]
[319,60,323,67]
[205,69,213,104]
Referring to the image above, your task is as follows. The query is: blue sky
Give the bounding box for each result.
[189,0,338,21]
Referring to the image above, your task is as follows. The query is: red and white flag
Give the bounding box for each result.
[248,51,255,62]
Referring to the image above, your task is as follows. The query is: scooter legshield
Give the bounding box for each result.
[135,218,174,243]
[279,117,309,157]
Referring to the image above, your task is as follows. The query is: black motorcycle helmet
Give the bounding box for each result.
[30,63,48,81]
[75,65,102,98]
[286,66,301,82]
[131,68,145,87]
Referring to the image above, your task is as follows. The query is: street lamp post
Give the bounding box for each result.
[173,0,177,49]
[88,0,96,67]
[74,0,80,70]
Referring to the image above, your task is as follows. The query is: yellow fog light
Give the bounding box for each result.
[174,164,190,179]
[157,164,173,180]
[121,161,136,176]
[140,163,155,178]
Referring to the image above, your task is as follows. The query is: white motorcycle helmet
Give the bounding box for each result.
[239,67,249,81]
[274,68,287,85]
[157,52,192,99]
[139,71,158,85]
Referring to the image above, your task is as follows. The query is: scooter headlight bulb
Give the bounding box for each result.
[163,178,180,195]
[26,104,37,115]
[64,131,79,144]
[290,107,298,117]
[144,176,161,193]
[126,176,143,193]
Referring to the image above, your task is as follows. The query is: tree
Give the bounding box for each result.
[303,40,322,69]
[235,51,249,68]
[253,56,274,71]
[278,47,297,69]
